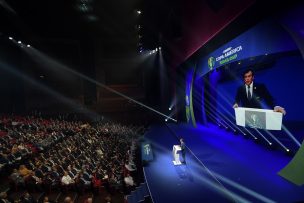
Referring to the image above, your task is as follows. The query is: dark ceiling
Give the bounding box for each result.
[0,0,168,55]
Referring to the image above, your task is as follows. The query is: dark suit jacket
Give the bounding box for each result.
[235,83,275,109]
[180,142,186,155]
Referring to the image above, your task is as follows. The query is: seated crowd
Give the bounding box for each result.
[0,115,145,202]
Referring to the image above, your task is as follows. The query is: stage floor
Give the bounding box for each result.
[143,123,304,203]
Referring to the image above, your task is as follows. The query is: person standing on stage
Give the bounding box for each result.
[180,138,186,164]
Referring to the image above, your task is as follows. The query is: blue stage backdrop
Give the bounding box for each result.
[192,18,302,126]
[195,18,304,121]
[182,8,304,150]
[196,19,298,79]
[215,55,304,123]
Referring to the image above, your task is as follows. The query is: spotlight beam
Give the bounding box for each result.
[204,99,256,138]
[200,84,259,138]
[206,109,235,131]
[281,125,301,147]
[0,0,16,14]
[205,109,228,128]
[212,172,276,203]
[263,130,289,151]
[0,61,99,118]
[145,137,251,203]
[24,48,177,122]
[168,125,276,203]
[203,72,300,148]
[252,129,272,144]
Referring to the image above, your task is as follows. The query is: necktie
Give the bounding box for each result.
[247,85,251,99]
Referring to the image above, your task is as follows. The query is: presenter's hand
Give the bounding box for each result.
[233,103,238,108]
[274,106,286,115]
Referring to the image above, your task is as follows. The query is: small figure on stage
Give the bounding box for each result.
[180,138,186,164]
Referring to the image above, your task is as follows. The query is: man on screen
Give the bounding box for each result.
[233,68,286,115]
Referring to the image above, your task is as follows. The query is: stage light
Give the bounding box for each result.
[165,118,168,122]
[269,143,272,145]
[9,36,13,40]
[27,45,31,48]
[137,10,141,14]
[152,50,155,53]
[263,130,290,152]
[159,47,161,50]
[169,100,175,112]
[254,129,272,144]
[18,41,21,44]
[40,75,44,78]
[156,48,158,51]
[285,149,293,156]
[238,61,241,65]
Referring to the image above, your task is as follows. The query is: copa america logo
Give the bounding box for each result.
[208,56,215,70]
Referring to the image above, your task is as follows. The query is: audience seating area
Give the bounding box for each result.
[0,115,149,203]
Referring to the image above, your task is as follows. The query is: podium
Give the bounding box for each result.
[235,107,283,130]
[172,145,182,165]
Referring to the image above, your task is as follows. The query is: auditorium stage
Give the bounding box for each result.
[143,123,304,203]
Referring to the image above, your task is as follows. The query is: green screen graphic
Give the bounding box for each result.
[278,140,304,186]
